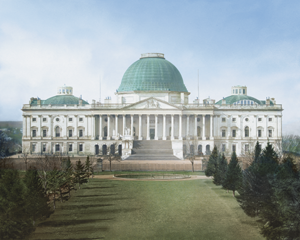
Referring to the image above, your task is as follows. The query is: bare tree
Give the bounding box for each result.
[21,146,30,171]
[185,139,197,172]
[99,142,121,172]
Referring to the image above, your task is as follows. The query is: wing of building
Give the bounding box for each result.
[22,53,283,159]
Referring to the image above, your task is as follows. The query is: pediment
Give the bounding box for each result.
[122,97,181,110]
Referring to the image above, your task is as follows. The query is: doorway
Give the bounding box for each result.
[150,129,155,140]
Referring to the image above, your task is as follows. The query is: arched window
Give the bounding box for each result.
[110,144,115,155]
[206,145,211,155]
[55,126,60,137]
[190,145,194,155]
[245,126,249,137]
[102,145,107,155]
[118,145,122,156]
[183,145,187,156]
[198,145,202,155]
[95,145,99,155]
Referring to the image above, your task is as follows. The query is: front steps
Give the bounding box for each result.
[125,140,180,160]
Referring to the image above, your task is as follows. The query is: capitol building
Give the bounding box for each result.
[22,53,283,160]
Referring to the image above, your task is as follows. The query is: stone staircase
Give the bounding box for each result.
[125,140,180,160]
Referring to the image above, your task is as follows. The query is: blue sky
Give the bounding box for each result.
[0,0,300,134]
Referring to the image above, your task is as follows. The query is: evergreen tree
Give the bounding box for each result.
[213,154,228,186]
[223,151,242,197]
[23,167,51,226]
[74,160,87,189]
[85,156,91,182]
[254,141,261,163]
[0,169,34,239]
[205,146,219,177]
[64,157,75,198]
[47,169,65,210]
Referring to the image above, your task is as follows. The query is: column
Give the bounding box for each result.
[92,115,95,140]
[186,115,189,139]
[139,115,142,140]
[155,115,158,140]
[210,115,214,140]
[74,115,78,138]
[107,115,110,140]
[194,115,197,139]
[38,115,42,137]
[179,114,182,140]
[27,116,31,138]
[163,114,166,140]
[171,114,174,140]
[99,115,102,140]
[202,115,205,140]
[147,115,150,140]
[123,115,126,136]
[115,115,118,139]
[131,115,134,137]
[64,115,68,138]
[48,115,52,138]
[23,115,27,137]
[265,115,268,138]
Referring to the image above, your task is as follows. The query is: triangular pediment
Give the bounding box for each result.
[122,97,181,110]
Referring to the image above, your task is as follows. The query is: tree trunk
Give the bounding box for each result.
[232,190,235,197]
[68,186,71,197]
[53,194,56,210]
[192,162,194,172]
[59,189,63,203]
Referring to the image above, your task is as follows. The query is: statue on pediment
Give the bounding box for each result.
[145,99,160,109]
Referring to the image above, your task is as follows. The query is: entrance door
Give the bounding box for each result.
[150,129,155,140]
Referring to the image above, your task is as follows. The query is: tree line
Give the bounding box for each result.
[205,142,300,240]
[0,155,93,239]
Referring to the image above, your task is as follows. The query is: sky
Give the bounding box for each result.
[0,0,300,134]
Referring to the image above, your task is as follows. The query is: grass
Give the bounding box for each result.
[28,177,264,240]
[95,171,206,176]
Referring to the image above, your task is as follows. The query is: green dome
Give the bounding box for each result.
[30,95,89,105]
[215,95,262,105]
[118,55,188,92]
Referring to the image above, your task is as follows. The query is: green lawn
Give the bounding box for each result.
[28,177,264,240]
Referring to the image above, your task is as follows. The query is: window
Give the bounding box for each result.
[258,129,262,137]
[222,144,226,152]
[79,129,83,137]
[258,118,262,122]
[32,143,36,152]
[197,118,200,122]
[43,118,47,122]
[43,129,47,137]
[243,89,245,94]
[56,118,59,122]
[222,130,226,137]
[245,118,249,122]
[233,89,234,94]
[245,144,249,152]
[69,129,72,137]
[42,144,46,152]
[232,129,236,137]
[232,144,236,152]
[55,144,60,152]
[269,118,272,122]
[69,144,72,152]
[245,126,249,137]
[269,130,272,137]
[32,129,36,137]
[79,144,83,152]
[79,118,83,122]
[55,126,60,137]
[69,118,73,122]
[222,118,226,122]
[239,89,241,94]
[32,118,36,122]
[232,118,236,122]
[235,89,238,94]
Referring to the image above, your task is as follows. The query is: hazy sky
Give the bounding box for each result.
[0,0,299,134]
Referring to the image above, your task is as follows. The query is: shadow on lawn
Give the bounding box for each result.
[59,204,114,210]
[36,238,104,240]
[38,219,113,227]
[75,194,118,198]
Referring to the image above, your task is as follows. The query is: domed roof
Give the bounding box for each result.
[215,95,262,105]
[43,95,89,105]
[118,53,188,92]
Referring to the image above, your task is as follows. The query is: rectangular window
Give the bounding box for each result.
[222,130,226,137]
[269,118,272,122]
[79,118,83,122]
[245,144,249,152]
[69,144,72,152]
[222,144,226,152]
[259,144,262,151]
[222,118,226,122]
[232,129,236,137]
[232,118,236,122]
[79,129,83,137]
[258,129,262,137]
[243,89,245,94]
[79,144,83,152]
[42,144,46,152]
[43,129,47,137]
[69,129,72,137]
[32,144,36,152]
[269,130,272,137]
[43,118,47,122]
[32,118,36,122]
[232,144,236,152]
[55,144,60,152]
[69,118,73,122]
[32,130,36,137]
[258,118,262,121]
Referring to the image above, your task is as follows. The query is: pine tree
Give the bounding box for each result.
[205,146,219,177]
[85,156,91,182]
[254,141,261,163]
[23,167,51,226]
[223,151,242,197]
[213,154,228,186]
[0,169,34,239]
[74,160,87,189]
[47,169,65,210]
[64,157,75,198]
